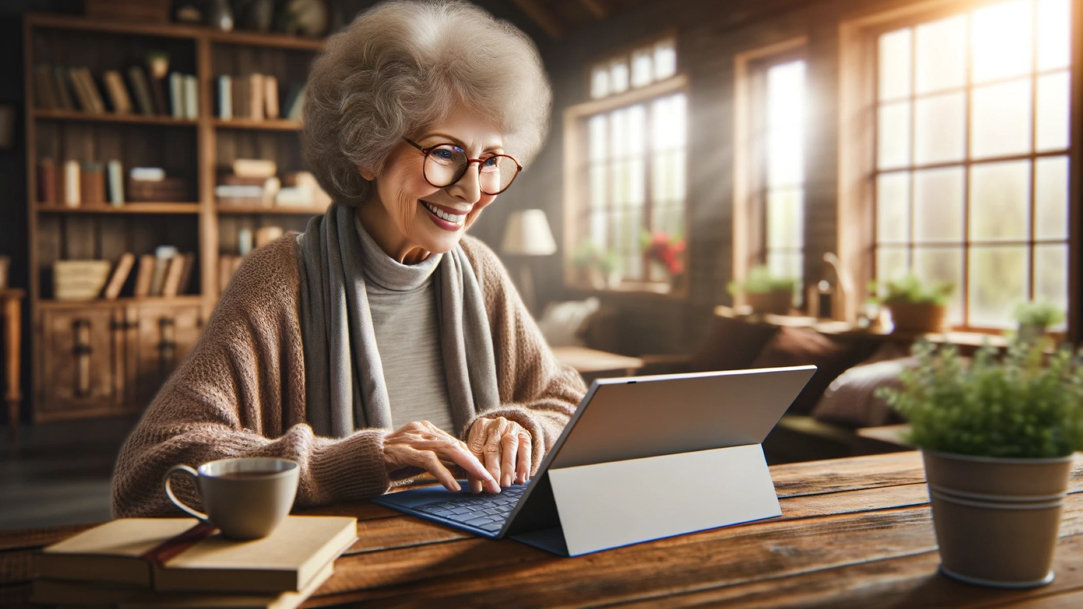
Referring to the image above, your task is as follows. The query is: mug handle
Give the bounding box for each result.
[163,464,210,524]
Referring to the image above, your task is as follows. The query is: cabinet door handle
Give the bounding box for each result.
[73,319,92,398]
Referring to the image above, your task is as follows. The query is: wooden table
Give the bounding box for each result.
[551,345,645,381]
[3,451,1081,607]
[0,288,23,438]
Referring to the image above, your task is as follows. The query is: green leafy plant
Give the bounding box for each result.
[1014,301,1065,327]
[728,265,797,295]
[571,240,618,275]
[868,274,954,306]
[877,339,1083,459]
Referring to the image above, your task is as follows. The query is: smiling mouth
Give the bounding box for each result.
[422,201,467,227]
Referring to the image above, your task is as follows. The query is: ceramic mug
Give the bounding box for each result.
[163,457,299,539]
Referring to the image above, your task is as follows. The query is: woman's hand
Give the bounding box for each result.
[383,421,499,494]
[467,416,533,492]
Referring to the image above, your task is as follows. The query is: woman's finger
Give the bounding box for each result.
[439,439,500,493]
[499,431,518,487]
[515,431,532,484]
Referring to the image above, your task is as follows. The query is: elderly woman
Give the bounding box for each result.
[112,0,585,516]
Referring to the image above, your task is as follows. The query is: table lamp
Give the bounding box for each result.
[501,209,556,314]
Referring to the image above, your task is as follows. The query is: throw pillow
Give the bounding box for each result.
[536,298,601,347]
[689,316,780,372]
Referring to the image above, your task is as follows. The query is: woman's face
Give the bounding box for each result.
[359,107,505,264]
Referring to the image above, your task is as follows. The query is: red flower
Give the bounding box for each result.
[643,233,685,275]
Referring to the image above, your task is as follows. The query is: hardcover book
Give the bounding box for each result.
[36,516,356,594]
[32,561,334,609]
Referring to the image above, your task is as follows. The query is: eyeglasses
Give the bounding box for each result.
[403,138,522,195]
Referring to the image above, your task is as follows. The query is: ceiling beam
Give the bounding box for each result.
[512,0,565,38]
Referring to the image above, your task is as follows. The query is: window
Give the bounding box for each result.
[734,40,808,304]
[866,0,1073,330]
[566,37,687,293]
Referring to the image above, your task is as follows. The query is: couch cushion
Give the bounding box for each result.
[536,298,600,347]
[811,357,912,428]
[749,326,865,415]
[690,316,779,372]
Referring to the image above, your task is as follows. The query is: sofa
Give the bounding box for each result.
[538,300,916,464]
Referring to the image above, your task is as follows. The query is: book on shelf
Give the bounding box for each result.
[102,252,136,300]
[32,560,333,609]
[52,65,76,111]
[217,74,232,119]
[184,73,199,120]
[36,157,57,205]
[127,65,156,116]
[103,69,134,114]
[79,162,106,205]
[65,66,92,112]
[176,253,197,296]
[62,159,81,208]
[72,67,107,113]
[168,72,185,119]
[248,73,265,121]
[35,515,356,594]
[284,83,306,121]
[263,74,279,120]
[160,252,190,297]
[33,64,58,110]
[231,75,248,119]
[107,159,125,205]
[133,254,157,298]
[148,245,178,297]
[146,68,169,116]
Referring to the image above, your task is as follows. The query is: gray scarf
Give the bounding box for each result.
[298,203,500,438]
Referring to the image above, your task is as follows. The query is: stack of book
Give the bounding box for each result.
[33,515,356,609]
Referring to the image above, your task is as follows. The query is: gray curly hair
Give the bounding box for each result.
[302,0,552,206]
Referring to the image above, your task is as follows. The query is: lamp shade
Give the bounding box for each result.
[501,209,557,256]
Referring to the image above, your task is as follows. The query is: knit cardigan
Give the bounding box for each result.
[111,234,586,517]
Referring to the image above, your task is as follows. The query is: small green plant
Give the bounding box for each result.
[571,240,618,275]
[877,339,1083,459]
[1014,301,1065,328]
[728,265,797,295]
[869,274,954,306]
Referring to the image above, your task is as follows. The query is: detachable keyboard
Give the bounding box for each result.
[413,484,527,534]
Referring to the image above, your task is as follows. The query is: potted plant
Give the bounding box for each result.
[728,265,796,315]
[641,231,686,291]
[869,274,954,333]
[877,339,1083,588]
[571,240,619,289]
[1013,300,1065,343]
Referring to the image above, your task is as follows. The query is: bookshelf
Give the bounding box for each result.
[23,14,326,421]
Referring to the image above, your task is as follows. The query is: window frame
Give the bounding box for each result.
[838,0,1081,337]
[563,74,691,296]
[733,37,809,310]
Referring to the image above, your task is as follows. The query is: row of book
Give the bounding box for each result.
[215,73,306,121]
[37,159,188,206]
[98,248,197,300]
[33,62,199,119]
[33,516,356,609]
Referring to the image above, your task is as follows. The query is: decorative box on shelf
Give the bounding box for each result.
[127,177,188,202]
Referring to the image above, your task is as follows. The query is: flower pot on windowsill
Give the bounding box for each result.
[885,301,946,333]
[745,290,792,315]
[922,450,1073,588]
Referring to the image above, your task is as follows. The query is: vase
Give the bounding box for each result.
[886,302,946,333]
[922,450,1073,588]
[745,290,792,315]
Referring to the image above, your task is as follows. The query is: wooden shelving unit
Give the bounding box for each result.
[23,14,326,422]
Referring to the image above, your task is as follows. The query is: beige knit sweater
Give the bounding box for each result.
[112,234,586,517]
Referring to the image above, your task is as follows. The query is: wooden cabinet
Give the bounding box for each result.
[35,301,203,421]
[23,14,325,421]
